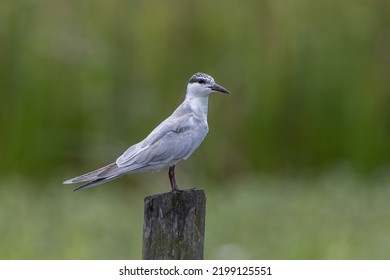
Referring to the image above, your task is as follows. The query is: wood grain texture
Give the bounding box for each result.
[142,188,206,260]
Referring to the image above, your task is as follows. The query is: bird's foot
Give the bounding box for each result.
[171,187,183,193]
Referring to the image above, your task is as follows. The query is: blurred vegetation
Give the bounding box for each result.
[2,172,390,259]
[1,0,390,259]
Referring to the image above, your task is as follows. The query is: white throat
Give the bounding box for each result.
[185,94,209,118]
[184,83,211,118]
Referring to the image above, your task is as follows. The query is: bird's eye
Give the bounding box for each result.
[198,79,206,84]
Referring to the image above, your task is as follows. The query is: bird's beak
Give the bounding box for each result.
[209,83,230,94]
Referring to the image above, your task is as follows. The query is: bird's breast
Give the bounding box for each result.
[190,114,208,133]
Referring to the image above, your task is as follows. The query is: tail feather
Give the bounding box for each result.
[63,163,118,184]
[72,175,122,191]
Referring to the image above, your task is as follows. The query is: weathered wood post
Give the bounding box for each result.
[142,188,206,260]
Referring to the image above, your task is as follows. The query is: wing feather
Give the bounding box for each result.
[109,113,208,176]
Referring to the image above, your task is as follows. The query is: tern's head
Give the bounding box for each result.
[186,72,230,98]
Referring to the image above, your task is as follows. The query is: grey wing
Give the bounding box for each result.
[114,117,180,167]
[114,121,208,171]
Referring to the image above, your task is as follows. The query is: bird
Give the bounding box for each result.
[63,72,230,192]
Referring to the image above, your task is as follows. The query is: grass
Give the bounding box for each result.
[1,171,390,259]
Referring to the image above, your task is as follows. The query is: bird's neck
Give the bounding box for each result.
[184,95,209,119]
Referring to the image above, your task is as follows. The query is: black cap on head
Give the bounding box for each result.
[188,73,214,84]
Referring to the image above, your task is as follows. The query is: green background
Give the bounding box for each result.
[1,0,389,259]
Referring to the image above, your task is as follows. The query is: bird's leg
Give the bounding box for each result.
[168,165,180,192]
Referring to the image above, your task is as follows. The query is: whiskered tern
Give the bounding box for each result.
[64,72,230,191]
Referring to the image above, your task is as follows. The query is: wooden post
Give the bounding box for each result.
[142,188,206,260]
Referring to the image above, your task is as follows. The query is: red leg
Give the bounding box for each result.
[168,165,179,191]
